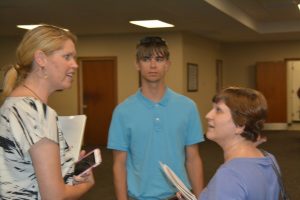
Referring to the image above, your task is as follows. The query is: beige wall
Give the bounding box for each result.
[1,34,300,122]
[0,37,20,88]
[0,33,184,115]
[222,41,300,88]
[0,37,19,65]
[182,33,222,123]
[77,32,184,103]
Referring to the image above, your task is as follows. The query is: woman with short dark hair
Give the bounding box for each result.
[200,87,281,199]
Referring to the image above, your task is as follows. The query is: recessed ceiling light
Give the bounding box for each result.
[17,24,69,31]
[17,24,43,30]
[129,20,174,28]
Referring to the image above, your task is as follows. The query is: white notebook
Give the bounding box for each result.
[58,115,87,161]
[160,162,197,200]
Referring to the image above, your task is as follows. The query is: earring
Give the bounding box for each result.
[43,71,48,79]
[40,67,48,79]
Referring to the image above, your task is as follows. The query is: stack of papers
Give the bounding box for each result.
[160,162,197,200]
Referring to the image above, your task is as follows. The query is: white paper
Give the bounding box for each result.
[58,115,87,161]
[160,162,197,200]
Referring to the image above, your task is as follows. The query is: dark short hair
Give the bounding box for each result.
[213,87,268,142]
[136,36,169,61]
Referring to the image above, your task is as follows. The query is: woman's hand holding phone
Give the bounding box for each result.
[73,148,101,185]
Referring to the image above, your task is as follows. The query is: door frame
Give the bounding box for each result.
[286,58,300,124]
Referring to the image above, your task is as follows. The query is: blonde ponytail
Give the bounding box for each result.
[0,65,18,105]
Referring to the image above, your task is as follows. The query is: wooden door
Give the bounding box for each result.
[256,61,286,123]
[79,57,117,146]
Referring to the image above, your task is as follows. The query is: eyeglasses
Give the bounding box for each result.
[139,36,166,45]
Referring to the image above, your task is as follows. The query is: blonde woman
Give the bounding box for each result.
[0,24,94,199]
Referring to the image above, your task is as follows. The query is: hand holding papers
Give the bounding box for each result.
[160,162,197,200]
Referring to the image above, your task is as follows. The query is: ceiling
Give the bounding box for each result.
[1,0,300,42]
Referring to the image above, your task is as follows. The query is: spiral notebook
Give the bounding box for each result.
[160,162,197,200]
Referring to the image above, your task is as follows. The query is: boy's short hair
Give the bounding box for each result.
[136,36,169,61]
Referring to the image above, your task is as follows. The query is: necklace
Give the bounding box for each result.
[23,84,45,103]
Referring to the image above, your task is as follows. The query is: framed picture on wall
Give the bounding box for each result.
[187,63,198,92]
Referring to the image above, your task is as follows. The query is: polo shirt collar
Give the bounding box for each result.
[137,87,171,108]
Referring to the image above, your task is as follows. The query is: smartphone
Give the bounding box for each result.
[74,148,102,176]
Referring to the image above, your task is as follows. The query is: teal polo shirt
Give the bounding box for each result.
[108,88,204,199]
